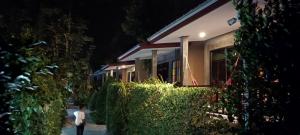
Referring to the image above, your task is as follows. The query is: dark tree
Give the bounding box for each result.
[0,0,95,133]
[223,0,300,134]
[122,0,200,42]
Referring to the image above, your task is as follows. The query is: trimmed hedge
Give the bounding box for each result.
[89,78,115,124]
[106,82,128,134]
[89,89,107,124]
[106,81,232,135]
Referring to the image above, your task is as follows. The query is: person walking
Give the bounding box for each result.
[74,105,86,135]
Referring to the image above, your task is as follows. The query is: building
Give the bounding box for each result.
[92,61,135,85]
[118,0,240,86]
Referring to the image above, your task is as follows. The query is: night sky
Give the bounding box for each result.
[73,0,137,70]
[0,0,200,70]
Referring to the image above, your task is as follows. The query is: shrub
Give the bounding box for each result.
[88,90,98,111]
[105,81,233,135]
[10,69,68,135]
[1,38,68,134]
[106,82,129,135]
[89,77,114,124]
[89,89,107,124]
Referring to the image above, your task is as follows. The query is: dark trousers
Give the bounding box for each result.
[76,123,85,135]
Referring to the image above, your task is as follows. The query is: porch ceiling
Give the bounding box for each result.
[118,43,180,62]
[104,64,135,71]
[122,48,177,61]
[150,1,240,44]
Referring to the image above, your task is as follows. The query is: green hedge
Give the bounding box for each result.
[88,91,101,124]
[89,88,107,124]
[106,82,128,134]
[106,81,232,135]
[89,78,114,124]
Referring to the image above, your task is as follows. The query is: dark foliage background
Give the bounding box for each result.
[222,0,300,134]
[0,0,202,70]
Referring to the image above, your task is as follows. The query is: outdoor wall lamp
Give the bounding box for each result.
[227,17,237,26]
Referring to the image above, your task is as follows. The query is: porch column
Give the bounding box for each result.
[110,69,113,77]
[203,44,210,85]
[106,72,109,79]
[121,69,127,82]
[135,58,141,82]
[180,36,189,86]
[151,50,158,78]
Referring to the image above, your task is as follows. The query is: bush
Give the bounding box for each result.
[1,37,68,134]
[89,78,114,124]
[10,71,67,135]
[89,89,107,124]
[106,82,128,135]
[105,80,233,135]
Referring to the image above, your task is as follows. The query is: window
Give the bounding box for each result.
[131,71,135,82]
[210,48,232,87]
[158,62,169,82]
[113,71,117,78]
[127,71,135,82]
[127,72,130,82]
[118,73,122,81]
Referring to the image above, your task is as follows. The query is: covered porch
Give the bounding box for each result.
[94,61,135,84]
[118,43,180,82]
[147,0,240,86]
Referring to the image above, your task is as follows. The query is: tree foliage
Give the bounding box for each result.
[0,0,95,134]
[223,0,300,134]
[0,33,68,134]
[35,7,94,104]
[1,0,95,103]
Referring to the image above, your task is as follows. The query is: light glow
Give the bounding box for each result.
[198,32,206,38]
[120,65,126,69]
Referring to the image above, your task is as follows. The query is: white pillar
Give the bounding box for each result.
[106,72,109,79]
[180,36,189,86]
[110,69,113,77]
[152,50,158,78]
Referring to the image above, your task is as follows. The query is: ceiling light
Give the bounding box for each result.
[198,32,206,38]
[120,65,126,69]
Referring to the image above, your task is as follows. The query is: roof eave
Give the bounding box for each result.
[118,43,180,62]
[147,0,230,43]
[118,44,141,60]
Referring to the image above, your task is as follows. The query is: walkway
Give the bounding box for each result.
[61,109,107,135]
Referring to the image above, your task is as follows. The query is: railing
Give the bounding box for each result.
[182,85,211,87]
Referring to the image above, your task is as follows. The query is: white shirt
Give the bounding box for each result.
[74,111,85,125]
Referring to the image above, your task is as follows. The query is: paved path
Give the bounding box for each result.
[61,109,107,135]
